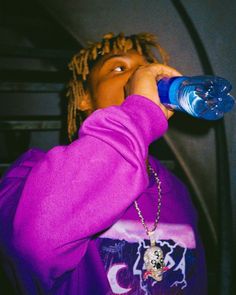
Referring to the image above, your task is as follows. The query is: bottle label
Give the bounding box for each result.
[157,77,186,111]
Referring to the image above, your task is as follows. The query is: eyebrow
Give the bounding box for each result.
[101,54,128,66]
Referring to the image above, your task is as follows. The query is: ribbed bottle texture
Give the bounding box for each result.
[157,76,235,120]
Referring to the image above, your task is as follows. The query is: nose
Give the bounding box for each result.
[155,262,162,270]
[123,65,144,97]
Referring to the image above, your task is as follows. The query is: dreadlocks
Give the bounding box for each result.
[67,32,169,141]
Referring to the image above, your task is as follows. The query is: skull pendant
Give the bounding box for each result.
[143,245,166,281]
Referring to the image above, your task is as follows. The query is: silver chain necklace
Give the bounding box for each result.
[134,164,168,282]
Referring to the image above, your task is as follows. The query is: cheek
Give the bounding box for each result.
[93,81,126,109]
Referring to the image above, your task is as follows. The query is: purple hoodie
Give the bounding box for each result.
[0,95,207,294]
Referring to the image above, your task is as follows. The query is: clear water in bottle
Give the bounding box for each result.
[158,76,235,120]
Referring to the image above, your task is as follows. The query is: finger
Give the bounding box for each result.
[145,64,182,80]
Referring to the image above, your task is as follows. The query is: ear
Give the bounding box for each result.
[77,91,93,113]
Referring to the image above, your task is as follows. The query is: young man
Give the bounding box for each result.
[0,33,207,294]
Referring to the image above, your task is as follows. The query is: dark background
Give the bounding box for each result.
[0,0,235,294]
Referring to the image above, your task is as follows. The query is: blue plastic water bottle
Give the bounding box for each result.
[157,76,235,120]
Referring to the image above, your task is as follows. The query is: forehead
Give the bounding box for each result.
[89,49,148,73]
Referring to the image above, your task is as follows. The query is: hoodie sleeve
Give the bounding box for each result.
[12,95,168,288]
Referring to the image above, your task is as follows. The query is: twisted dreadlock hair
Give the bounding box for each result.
[67,32,169,141]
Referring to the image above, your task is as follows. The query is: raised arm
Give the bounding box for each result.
[12,94,168,289]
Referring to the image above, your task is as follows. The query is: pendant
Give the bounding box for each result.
[143,231,168,282]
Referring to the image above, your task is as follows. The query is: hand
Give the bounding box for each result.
[125,64,182,119]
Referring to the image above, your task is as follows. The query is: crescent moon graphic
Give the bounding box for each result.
[107,263,132,294]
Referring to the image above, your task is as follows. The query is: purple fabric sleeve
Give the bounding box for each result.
[12,95,168,289]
